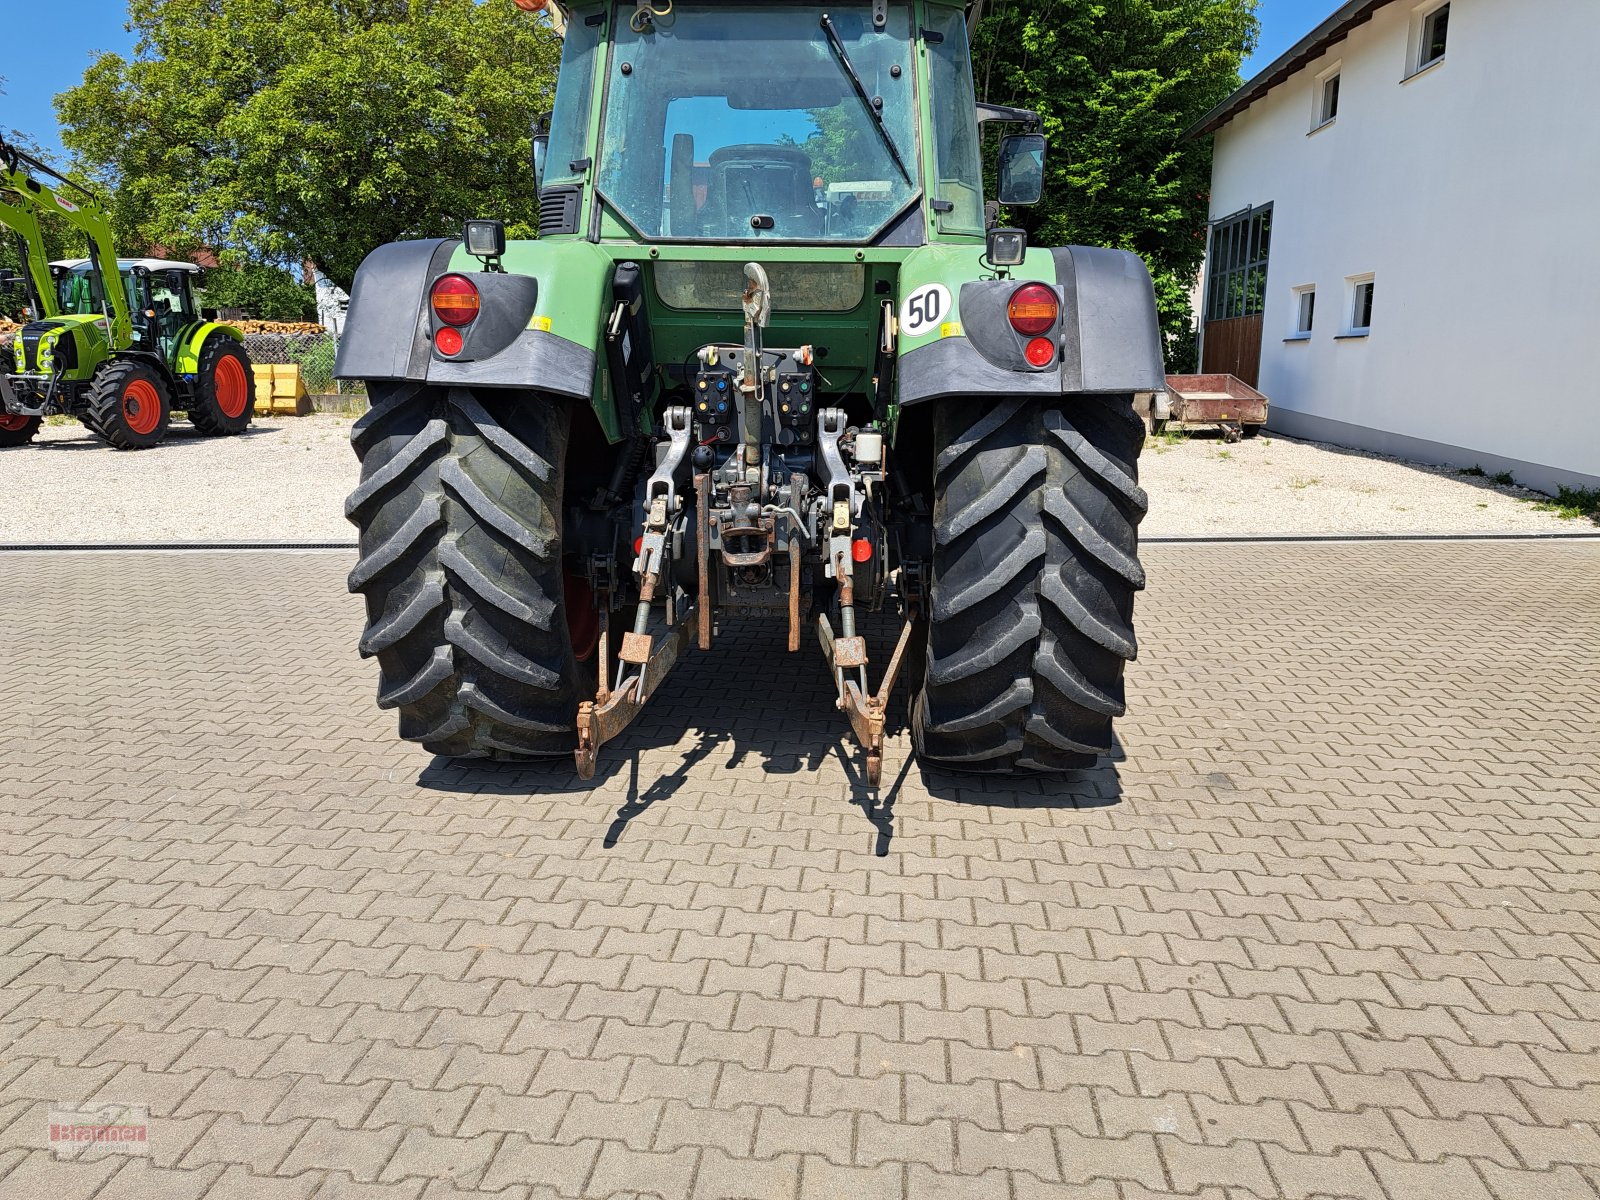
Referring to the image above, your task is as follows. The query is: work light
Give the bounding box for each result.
[986,227,1027,269]
[463,220,506,261]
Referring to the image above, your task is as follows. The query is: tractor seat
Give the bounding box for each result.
[703,144,822,237]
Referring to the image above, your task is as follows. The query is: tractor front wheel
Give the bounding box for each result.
[87,360,171,450]
[913,393,1148,773]
[0,412,41,448]
[346,383,592,758]
[187,338,256,436]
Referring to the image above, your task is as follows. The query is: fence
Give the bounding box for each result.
[242,332,358,397]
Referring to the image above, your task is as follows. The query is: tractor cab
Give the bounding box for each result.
[539,0,988,244]
[50,258,202,362]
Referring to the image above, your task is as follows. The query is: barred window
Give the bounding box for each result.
[1205,204,1273,322]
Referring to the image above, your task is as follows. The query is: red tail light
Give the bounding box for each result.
[851,538,874,563]
[1024,337,1056,367]
[434,326,464,356]
[1007,283,1059,335]
[430,274,480,326]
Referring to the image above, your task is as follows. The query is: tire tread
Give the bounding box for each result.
[915,394,1147,774]
[347,384,583,760]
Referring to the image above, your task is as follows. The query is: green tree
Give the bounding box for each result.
[57,0,562,293]
[972,0,1258,368]
[1,80,85,319]
[197,261,317,322]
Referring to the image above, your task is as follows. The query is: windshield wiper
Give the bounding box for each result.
[819,13,912,185]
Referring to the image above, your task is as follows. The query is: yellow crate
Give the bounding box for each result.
[251,364,311,416]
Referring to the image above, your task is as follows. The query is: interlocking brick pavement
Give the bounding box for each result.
[0,540,1597,1199]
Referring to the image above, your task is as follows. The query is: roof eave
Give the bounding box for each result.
[1185,0,1395,140]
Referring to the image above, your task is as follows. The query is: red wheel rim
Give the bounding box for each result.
[0,413,29,431]
[564,573,599,662]
[122,378,162,435]
[214,354,247,419]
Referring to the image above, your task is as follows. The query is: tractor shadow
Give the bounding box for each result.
[414,613,1124,855]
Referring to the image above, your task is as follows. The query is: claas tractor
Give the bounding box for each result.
[0,138,255,449]
[337,0,1164,783]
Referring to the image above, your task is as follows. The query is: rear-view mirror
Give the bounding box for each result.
[532,133,549,189]
[726,76,849,110]
[997,133,1047,207]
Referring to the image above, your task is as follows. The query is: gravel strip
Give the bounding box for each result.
[2,415,359,543]
[0,412,1588,543]
[1138,429,1584,537]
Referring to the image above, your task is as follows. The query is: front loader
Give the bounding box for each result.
[0,138,255,449]
[337,0,1165,782]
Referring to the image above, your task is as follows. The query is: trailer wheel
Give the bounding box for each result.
[187,338,256,436]
[0,412,41,448]
[346,383,589,758]
[87,359,171,450]
[913,394,1147,773]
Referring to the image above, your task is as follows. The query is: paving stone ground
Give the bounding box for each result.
[1,541,1597,1200]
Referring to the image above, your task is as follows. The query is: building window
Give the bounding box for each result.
[1344,275,1375,336]
[1411,2,1449,74]
[1315,73,1340,129]
[1290,286,1316,338]
[1204,204,1272,323]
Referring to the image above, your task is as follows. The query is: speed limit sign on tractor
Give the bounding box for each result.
[899,283,951,338]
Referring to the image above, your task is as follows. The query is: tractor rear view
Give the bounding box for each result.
[338,0,1164,782]
[0,139,255,449]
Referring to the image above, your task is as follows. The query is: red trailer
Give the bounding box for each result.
[1159,373,1268,442]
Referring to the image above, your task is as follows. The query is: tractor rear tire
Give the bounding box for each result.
[0,413,41,447]
[913,393,1148,773]
[87,359,171,450]
[346,383,588,759]
[187,338,256,436]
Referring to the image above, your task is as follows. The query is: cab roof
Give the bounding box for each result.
[51,258,202,274]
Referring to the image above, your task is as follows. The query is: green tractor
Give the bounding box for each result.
[338,0,1164,782]
[0,138,256,449]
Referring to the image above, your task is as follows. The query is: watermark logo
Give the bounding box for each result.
[47,1103,150,1159]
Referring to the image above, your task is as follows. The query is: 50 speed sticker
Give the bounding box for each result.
[899,283,951,338]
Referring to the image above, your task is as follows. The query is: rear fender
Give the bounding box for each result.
[894,244,1165,406]
[173,323,245,375]
[334,237,613,431]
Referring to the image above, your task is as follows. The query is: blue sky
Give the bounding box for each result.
[0,0,135,160]
[2,0,1325,161]
[1246,0,1330,76]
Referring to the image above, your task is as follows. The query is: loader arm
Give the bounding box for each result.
[0,194,56,319]
[0,138,132,348]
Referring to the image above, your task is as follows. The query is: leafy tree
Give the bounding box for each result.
[1,80,87,319]
[197,261,317,322]
[972,0,1258,368]
[57,0,562,293]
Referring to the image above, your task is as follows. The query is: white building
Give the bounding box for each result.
[1191,0,1600,493]
[315,272,349,337]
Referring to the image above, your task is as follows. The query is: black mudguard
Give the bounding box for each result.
[333,238,594,399]
[898,246,1166,405]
